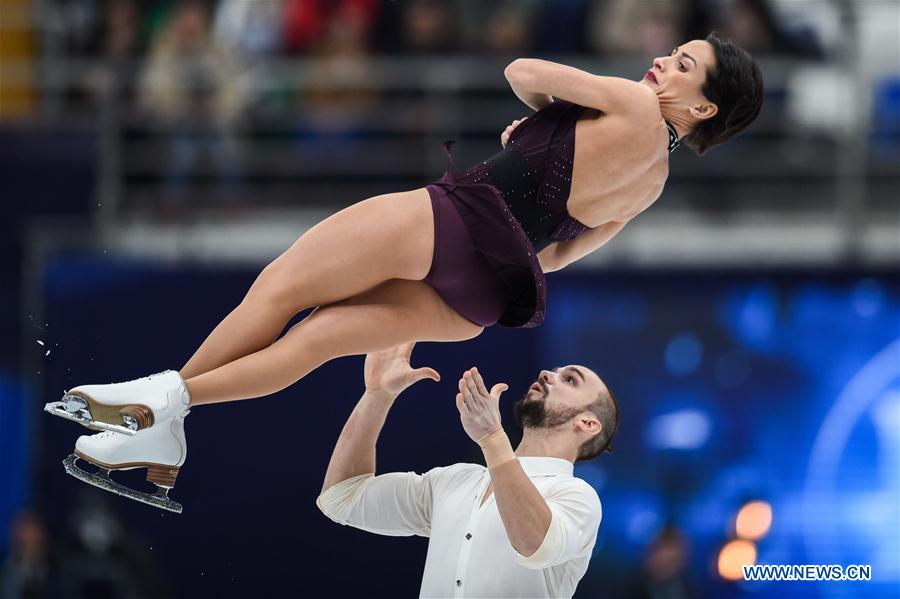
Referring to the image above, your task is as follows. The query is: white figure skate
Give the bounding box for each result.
[44,370,189,436]
[63,405,190,513]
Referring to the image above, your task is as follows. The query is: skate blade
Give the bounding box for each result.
[62,454,183,514]
[44,401,137,436]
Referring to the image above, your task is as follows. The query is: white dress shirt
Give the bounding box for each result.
[316,456,602,598]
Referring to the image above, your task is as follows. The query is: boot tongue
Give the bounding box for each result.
[176,380,192,417]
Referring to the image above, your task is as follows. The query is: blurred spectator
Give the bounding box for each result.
[45,0,103,56]
[283,0,328,53]
[44,0,141,110]
[298,0,381,157]
[588,0,686,58]
[214,0,284,57]
[138,0,247,209]
[81,0,141,107]
[457,1,538,56]
[713,0,825,59]
[483,3,537,55]
[91,0,140,58]
[400,0,457,54]
[212,1,285,116]
[629,523,698,599]
[283,0,380,54]
[0,511,57,598]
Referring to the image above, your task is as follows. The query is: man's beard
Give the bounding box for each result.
[513,392,583,430]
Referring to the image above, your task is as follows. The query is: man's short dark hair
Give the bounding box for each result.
[683,32,765,156]
[575,385,619,463]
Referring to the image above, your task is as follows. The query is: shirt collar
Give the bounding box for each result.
[515,456,574,477]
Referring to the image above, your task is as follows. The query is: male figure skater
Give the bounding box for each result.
[316,342,619,598]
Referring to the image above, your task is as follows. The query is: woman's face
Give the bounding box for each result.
[642,39,719,121]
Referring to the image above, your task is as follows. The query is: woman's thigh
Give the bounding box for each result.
[297,278,485,360]
[250,187,437,311]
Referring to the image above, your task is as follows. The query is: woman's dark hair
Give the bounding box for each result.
[683,32,764,156]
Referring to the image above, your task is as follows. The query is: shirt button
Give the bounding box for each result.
[465,533,472,540]
[457,580,462,587]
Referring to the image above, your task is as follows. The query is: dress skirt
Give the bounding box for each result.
[422,141,547,328]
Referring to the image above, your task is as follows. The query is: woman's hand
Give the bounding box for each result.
[500,117,528,148]
[455,367,509,442]
[364,341,440,400]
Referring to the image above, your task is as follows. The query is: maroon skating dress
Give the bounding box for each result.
[422,99,594,329]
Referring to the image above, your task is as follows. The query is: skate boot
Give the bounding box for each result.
[45,370,190,436]
[63,407,189,513]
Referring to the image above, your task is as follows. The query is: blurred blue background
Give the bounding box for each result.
[5,260,897,597]
[1,0,898,597]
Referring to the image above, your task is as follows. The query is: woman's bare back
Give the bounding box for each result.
[567,106,671,226]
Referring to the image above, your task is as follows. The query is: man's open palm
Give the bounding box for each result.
[364,341,440,397]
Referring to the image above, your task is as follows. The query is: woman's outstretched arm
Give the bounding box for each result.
[544,220,628,272]
[505,62,555,111]
[505,59,657,115]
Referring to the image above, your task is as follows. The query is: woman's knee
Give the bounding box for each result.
[288,280,486,357]
[437,313,484,342]
[243,262,301,314]
[297,302,393,359]
[453,321,485,342]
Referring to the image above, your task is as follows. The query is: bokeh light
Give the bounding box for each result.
[664,332,703,376]
[852,277,885,318]
[718,539,758,581]
[735,500,773,540]
[646,408,711,450]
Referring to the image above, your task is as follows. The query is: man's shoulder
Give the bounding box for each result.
[428,462,485,477]
[423,462,484,488]
[555,475,603,508]
[579,477,602,500]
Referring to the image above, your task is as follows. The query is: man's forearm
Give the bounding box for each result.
[481,430,552,556]
[320,390,395,494]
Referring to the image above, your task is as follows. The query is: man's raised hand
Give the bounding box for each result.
[456,367,509,442]
[364,341,440,400]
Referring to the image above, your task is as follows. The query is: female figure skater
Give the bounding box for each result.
[46,34,763,512]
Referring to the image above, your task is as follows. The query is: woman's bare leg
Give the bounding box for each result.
[184,279,483,405]
[179,188,436,380]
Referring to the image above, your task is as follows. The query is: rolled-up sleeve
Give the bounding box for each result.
[513,482,602,569]
[316,467,444,538]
